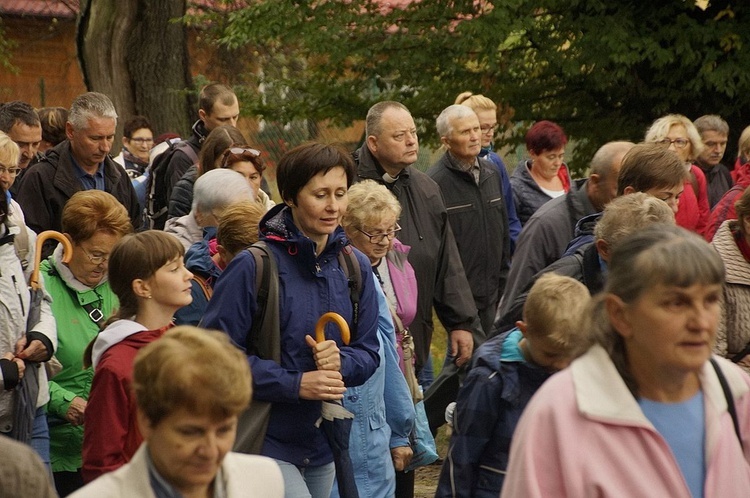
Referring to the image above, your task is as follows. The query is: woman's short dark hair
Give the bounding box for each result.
[123,115,153,139]
[277,142,355,204]
[525,120,567,154]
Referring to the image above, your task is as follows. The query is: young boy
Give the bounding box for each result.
[435,273,592,498]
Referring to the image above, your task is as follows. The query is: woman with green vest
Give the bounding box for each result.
[42,190,132,496]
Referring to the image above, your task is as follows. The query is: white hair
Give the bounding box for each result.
[436,104,477,137]
[192,168,255,216]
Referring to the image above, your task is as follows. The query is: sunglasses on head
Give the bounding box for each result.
[221,146,263,168]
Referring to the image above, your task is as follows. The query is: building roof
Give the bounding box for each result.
[0,0,80,19]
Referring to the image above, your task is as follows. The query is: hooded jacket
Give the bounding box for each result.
[41,245,119,473]
[436,330,551,498]
[201,204,380,467]
[14,141,140,258]
[353,145,480,368]
[82,320,169,483]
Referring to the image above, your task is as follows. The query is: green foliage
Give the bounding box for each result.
[201,0,750,173]
[0,18,18,73]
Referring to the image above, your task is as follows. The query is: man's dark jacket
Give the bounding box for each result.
[427,152,510,314]
[500,178,594,321]
[353,145,480,368]
[14,140,140,257]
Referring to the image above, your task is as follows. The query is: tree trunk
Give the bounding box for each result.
[76,0,194,150]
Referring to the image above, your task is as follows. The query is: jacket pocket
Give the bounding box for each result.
[446,202,474,214]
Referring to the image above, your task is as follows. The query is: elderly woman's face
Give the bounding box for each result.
[141,407,237,495]
[607,282,721,387]
[66,231,123,287]
[347,213,399,265]
[664,124,692,164]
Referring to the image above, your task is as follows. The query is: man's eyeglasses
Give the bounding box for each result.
[130,137,154,145]
[357,223,401,244]
[656,138,689,149]
[81,247,109,265]
[221,147,263,169]
[0,166,20,177]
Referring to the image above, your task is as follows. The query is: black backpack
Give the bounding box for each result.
[233,240,363,454]
[144,139,198,230]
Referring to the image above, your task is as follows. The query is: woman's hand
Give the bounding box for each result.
[391,446,413,471]
[65,397,87,426]
[305,335,341,371]
[299,370,346,400]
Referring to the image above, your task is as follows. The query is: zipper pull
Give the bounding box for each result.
[315,262,322,274]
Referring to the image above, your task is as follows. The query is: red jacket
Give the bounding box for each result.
[676,165,710,236]
[81,325,168,483]
[706,162,750,241]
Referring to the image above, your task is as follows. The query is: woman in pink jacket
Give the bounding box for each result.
[502,225,750,498]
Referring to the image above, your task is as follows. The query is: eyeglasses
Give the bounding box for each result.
[656,138,689,149]
[81,246,109,265]
[357,223,401,244]
[129,137,154,145]
[221,146,263,169]
[0,166,20,176]
[480,124,498,135]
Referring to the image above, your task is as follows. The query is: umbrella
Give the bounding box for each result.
[10,231,72,443]
[315,312,359,498]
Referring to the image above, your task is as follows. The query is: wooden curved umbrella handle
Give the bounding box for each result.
[30,230,72,290]
[315,312,351,345]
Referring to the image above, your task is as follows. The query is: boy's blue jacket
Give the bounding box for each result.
[201,204,380,467]
[436,330,551,498]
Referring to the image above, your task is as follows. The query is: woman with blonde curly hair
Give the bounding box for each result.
[645,114,710,236]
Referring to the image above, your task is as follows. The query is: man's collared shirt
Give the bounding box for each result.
[71,156,106,190]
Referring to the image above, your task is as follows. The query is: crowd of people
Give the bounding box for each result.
[2,82,750,498]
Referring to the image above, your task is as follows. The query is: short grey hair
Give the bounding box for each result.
[590,141,635,178]
[192,168,255,217]
[365,101,410,138]
[436,105,477,138]
[694,114,729,136]
[68,92,118,131]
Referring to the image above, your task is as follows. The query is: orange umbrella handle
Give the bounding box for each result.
[315,312,351,345]
[30,231,72,290]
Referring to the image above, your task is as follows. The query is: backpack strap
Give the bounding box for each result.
[710,357,742,449]
[192,273,213,301]
[246,241,281,363]
[176,141,199,166]
[338,245,362,342]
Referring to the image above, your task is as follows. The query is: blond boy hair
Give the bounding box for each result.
[523,273,592,353]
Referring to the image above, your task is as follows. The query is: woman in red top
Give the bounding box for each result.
[81,231,193,483]
[645,114,710,236]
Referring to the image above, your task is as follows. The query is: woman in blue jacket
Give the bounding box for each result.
[202,142,381,498]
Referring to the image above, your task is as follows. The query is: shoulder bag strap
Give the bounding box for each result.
[710,357,742,448]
